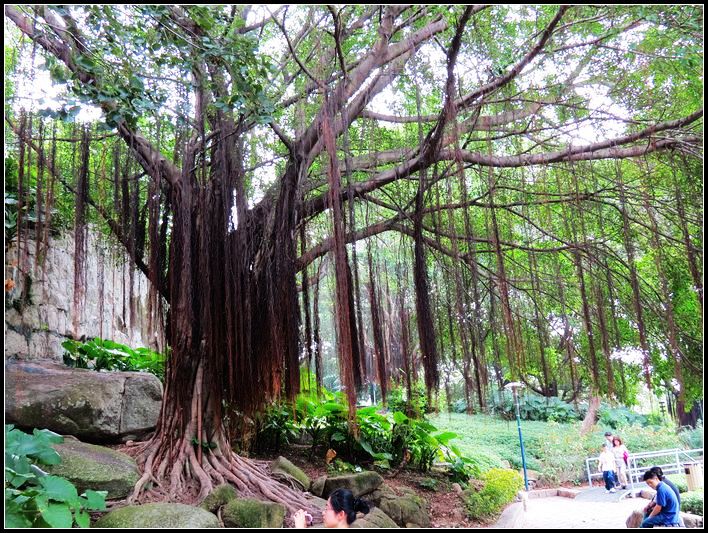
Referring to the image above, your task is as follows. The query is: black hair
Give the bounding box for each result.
[648,466,665,480]
[643,469,660,481]
[328,488,370,525]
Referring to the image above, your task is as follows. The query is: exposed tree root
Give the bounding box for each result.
[121,369,323,522]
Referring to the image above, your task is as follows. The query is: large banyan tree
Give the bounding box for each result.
[6,4,702,509]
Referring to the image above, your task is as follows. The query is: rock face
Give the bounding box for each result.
[5,229,162,362]
[47,438,140,499]
[94,503,220,528]
[5,360,162,443]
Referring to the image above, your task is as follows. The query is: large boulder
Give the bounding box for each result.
[46,438,139,499]
[323,471,384,498]
[94,503,219,528]
[5,361,162,443]
[222,498,286,528]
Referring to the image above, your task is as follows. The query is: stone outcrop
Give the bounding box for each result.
[94,503,219,528]
[5,229,162,362]
[222,498,287,528]
[5,360,162,443]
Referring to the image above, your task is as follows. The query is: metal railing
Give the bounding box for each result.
[585,448,704,489]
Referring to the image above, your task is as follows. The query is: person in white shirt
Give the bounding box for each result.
[598,446,617,493]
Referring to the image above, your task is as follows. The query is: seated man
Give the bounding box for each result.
[640,469,680,528]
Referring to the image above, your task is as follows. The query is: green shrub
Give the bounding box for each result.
[682,490,703,516]
[678,421,703,449]
[5,425,107,528]
[666,474,688,493]
[387,382,432,419]
[465,468,523,520]
[62,337,166,382]
[598,405,648,429]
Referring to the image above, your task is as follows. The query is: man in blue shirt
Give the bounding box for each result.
[640,470,681,528]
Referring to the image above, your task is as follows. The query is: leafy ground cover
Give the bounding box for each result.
[429,413,686,485]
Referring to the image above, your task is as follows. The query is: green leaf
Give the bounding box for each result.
[82,490,107,511]
[4,508,32,528]
[392,411,409,425]
[40,476,79,503]
[41,502,73,528]
[74,509,90,528]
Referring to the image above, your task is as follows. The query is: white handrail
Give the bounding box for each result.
[585,448,703,489]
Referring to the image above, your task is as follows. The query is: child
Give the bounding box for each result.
[598,446,617,493]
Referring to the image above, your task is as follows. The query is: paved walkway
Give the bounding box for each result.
[494,488,648,528]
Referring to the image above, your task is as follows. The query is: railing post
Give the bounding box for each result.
[586,458,592,489]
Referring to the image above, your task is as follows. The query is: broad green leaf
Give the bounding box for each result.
[41,502,73,528]
[40,475,79,503]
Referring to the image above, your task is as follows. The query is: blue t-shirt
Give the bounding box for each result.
[654,481,680,525]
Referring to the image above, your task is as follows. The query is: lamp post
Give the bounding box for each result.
[505,381,529,491]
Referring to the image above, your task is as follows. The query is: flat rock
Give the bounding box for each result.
[94,503,219,528]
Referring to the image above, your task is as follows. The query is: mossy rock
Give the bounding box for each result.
[222,498,286,528]
[94,503,219,528]
[46,439,139,499]
[370,484,430,527]
[200,484,238,514]
[271,456,311,491]
[351,507,399,528]
[323,471,384,498]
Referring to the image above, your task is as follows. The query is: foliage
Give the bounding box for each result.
[61,337,166,382]
[682,490,704,516]
[677,421,703,450]
[665,474,688,494]
[252,403,299,454]
[430,413,687,485]
[5,425,107,528]
[464,468,524,520]
[418,477,439,491]
[488,392,582,423]
[598,405,648,429]
[387,382,432,419]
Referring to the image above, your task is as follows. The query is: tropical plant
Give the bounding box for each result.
[62,337,166,382]
[5,425,107,528]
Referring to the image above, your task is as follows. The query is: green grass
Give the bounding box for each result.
[429,413,685,485]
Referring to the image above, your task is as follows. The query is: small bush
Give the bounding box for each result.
[678,421,704,449]
[666,474,688,493]
[598,406,648,429]
[465,468,523,520]
[682,490,703,516]
[62,337,166,382]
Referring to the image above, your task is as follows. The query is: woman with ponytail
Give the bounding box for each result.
[294,488,370,528]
